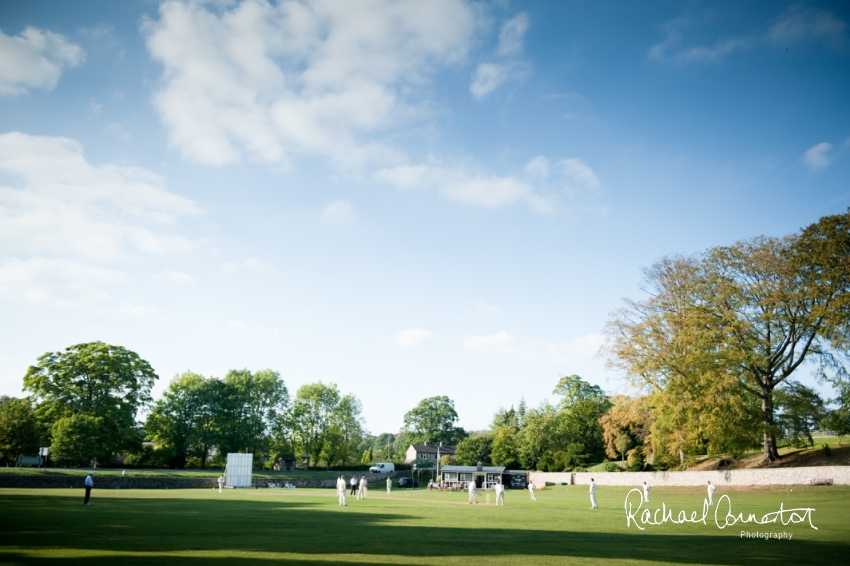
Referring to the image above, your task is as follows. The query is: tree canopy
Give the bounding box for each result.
[402,396,467,446]
[23,342,157,461]
[605,211,850,463]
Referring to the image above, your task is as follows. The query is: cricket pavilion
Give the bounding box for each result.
[439,463,529,489]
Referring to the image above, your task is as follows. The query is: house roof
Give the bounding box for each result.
[440,465,506,474]
[409,444,456,455]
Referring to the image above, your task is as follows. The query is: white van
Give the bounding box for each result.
[369,462,395,473]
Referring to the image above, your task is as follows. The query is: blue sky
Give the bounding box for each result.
[1,0,848,434]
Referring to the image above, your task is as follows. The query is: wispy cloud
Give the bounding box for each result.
[802,142,833,170]
[649,6,847,66]
[394,328,437,347]
[476,300,503,315]
[221,258,274,274]
[0,26,84,95]
[376,162,551,213]
[471,12,531,98]
[462,331,604,363]
[322,199,354,223]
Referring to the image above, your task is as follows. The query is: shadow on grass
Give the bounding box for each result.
[0,493,845,565]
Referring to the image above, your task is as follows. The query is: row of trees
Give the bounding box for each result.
[0,341,366,468]
[4,211,850,470]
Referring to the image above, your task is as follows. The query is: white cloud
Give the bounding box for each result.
[557,158,600,190]
[157,270,194,284]
[476,300,503,314]
[802,142,833,170]
[375,163,551,213]
[118,304,157,318]
[651,7,847,66]
[0,258,126,308]
[524,156,549,178]
[322,199,354,223]
[395,328,437,347]
[648,18,749,65]
[221,258,273,274]
[0,132,199,308]
[0,132,199,262]
[462,331,604,363]
[87,102,103,115]
[767,7,847,46]
[0,26,84,95]
[497,13,530,56]
[470,62,527,98]
[143,0,477,166]
[470,13,531,99]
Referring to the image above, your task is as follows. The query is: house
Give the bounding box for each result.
[439,464,528,489]
[405,443,456,465]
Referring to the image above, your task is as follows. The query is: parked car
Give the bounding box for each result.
[397,477,419,488]
[369,462,396,473]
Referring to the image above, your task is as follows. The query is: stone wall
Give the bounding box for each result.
[530,466,850,487]
[0,471,401,490]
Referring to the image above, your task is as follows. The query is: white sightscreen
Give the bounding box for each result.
[225,453,253,488]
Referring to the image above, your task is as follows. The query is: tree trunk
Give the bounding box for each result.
[761,391,781,463]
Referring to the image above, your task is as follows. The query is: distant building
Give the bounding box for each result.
[440,464,528,489]
[405,443,456,465]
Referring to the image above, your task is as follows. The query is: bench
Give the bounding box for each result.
[810,478,833,486]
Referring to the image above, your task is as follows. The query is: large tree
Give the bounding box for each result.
[23,342,157,462]
[0,397,40,466]
[402,396,466,446]
[292,382,363,469]
[605,211,850,463]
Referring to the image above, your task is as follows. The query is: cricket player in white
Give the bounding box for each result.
[386,477,391,494]
[528,481,536,501]
[468,481,478,504]
[337,475,347,506]
[707,481,715,506]
[217,475,224,493]
[590,478,597,509]
[642,481,650,503]
[495,481,505,506]
[357,475,367,500]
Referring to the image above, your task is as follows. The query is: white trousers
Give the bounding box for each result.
[496,491,505,506]
[708,492,714,506]
[468,491,477,503]
[338,490,346,506]
[529,489,536,501]
[357,486,366,500]
[644,490,650,503]
[590,493,597,509]
[387,485,391,494]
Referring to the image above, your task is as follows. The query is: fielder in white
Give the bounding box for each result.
[707,481,715,506]
[386,477,391,494]
[642,481,650,503]
[336,475,347,506]
[468,481,478,504]
[528,481,536,501]
[494,481,505,506]
[357,475,367,500]
[589,478,598,509]
[217,475,224,493]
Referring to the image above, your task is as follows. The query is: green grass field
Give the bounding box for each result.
[1,484,848,565]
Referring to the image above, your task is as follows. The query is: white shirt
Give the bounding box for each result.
[85,475,93,487]
[468,482,476,493]
[337,478,346,491]
[708,484,715,494]
[351,478,357,486]
[589,482,596,495]
[529,483,534,491]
